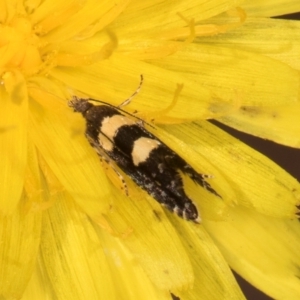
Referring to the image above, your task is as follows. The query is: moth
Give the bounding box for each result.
[68,76,220,223]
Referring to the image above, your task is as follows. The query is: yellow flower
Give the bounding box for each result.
[0,1,299,299]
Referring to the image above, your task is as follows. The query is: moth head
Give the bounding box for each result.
[68,97,93,114]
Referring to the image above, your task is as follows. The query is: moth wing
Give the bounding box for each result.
[85,134,130,196]
[86,133,150,200]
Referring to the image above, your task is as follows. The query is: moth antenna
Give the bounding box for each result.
[86,75,155,129]
[118,74,143,108]
[86,99,155,129]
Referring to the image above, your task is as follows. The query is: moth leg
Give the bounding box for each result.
[101,157,129,196]
[86,134,129,196]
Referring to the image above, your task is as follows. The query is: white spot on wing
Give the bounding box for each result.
[98,133,114,151]
[132,137,160,166]
[99,115,135,151]
[102,115,136,139]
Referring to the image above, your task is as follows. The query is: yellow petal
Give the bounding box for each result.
[0,71,27,213]
[50,55,234,121]
[219,102,300,148]
[39,0,128,42]
[168,216,245,299]
[21,261,55,300]
[149,43,300,146]
[28,85,111,217]
[159,121,300,218]
[197,17,300,71]
[188,17,300,147]
[30,1,80,23]
[95,225,176,300]
[109,0,244,36]
[97,187,194,291]
[0,198,42,299]
[38,192,170,300]
[21,142,53,299]
[150,43,298,107]
[39,193,116,299]
[113,7,246,59]
[242,1,300,17]
[205,206,300,299]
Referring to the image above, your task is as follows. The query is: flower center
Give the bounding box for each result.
[0,16,42,76]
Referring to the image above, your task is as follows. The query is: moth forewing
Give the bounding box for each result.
[68,83,221,223]
[179,170,226,221]
[151,124,229,218]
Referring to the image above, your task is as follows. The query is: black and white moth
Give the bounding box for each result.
[68,77,220,223]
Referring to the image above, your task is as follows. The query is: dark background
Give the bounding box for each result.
[214,11,300,298]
